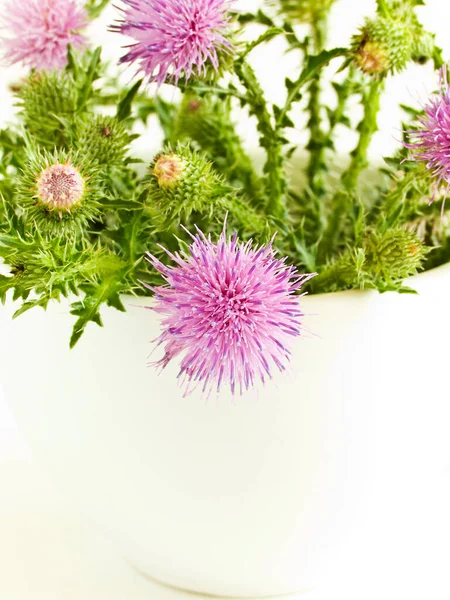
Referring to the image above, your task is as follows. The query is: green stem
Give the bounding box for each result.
[318,78,382,262]
[306,16,328,196]
[234,59,286,219]
[174,94,265,206]
[341,78,382,191]
[328,66,357,138]
[378,165,431,229]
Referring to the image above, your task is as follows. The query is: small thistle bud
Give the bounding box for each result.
[352,15,414,76]
[17,71,77,147]
[147,145,228,227]
[152,154,186,188]
[36,163,85,212]
[365,229,427,281]
[273,0,335,23]
[77,116,131,167]
[17,148,101,238]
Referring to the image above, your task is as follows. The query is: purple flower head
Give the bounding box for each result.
[112,0,235,86]
[0,0,88,71]
[146,225,314,397]
[406,68,450,187]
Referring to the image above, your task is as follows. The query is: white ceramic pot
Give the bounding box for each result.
[1,264,450,597]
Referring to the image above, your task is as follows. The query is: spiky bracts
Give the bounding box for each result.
[15,71,78,148]
[352,2,435,76]
[77,116,132,167]
[314,228,427,292]
[146,225,314,396]
[0,0,87,71]
[173,93,262,198]
[365,228,427,281]
[111,0,235,86]
[147,145,267,236]
[16,148,101,238]
[146,145,229,227]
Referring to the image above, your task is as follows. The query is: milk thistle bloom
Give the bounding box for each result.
[0,0,88,71]
[112,0,235,85]
[406,70,450,187]
[147,226,314,396]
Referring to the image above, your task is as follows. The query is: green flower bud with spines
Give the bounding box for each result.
[313,228,427,293]
[146,144,268,236]
[365,228,427,281]
[76,116,132,167]
[16,147,102,239]
[152,154,186,188]
[16,71,78,148]
[352,2,435,76]
[146,144,230,228]
[273,0,335,23]
[353,16,414,76]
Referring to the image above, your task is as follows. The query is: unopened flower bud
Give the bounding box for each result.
[366,229,427,280]
[152,153,186,188]
[36,163,85,212]
[147,145,228,226]
[352,14,415,76]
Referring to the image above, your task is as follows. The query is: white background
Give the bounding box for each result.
[1,0,450,599]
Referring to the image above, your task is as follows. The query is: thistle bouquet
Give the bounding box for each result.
[0,0,448,395]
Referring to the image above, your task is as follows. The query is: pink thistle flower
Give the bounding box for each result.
[146,226,314,397]
[406,68,450,187]
[36,162,85,213]
[0,0,88,71]
[112,0,235,86]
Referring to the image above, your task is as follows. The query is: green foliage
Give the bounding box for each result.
[172,93,264,201]
[85,0,111,19]
[365,228,428,281]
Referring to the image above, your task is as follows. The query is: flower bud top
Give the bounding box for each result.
[36,163,85,212]
[152,154,186,188]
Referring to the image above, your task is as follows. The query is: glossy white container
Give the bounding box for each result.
[1,264,450,597]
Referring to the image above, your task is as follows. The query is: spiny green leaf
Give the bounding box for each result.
[278,48,347,126]
[240,27,285,59]
[77,47,102,109]
[117,80,143,122]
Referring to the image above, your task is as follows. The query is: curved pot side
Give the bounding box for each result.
[0,264,449,597]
